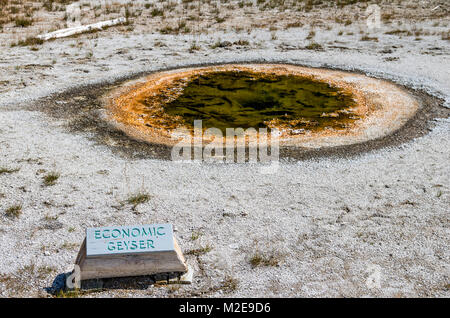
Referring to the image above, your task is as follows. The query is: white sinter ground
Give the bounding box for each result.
[0,2,449,297]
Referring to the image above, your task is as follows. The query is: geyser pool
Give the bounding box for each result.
[105,64,419,149]
[161,70,358,134]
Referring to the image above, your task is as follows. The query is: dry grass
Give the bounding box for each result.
[60,242,79,250]
[14,16,33,27]
[0,0,445,49]
[5,205,22,218]
[220,275,239,293]
[249,251,280,268]
[126,192,151,206]
[190,231,202,241]
[305,42,323,50]
[11,36,44,47]
[186,244,212,256]
[306,29,315,40]
[0,263,57,296]
[189,41,201,52]
[43,172,60,186]
[361,35,379,42]
[0,167,20,174]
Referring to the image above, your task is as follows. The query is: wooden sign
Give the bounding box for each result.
[86,224,175,256]
[74,224,188,280]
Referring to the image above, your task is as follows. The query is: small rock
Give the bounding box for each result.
[179,266,194,284]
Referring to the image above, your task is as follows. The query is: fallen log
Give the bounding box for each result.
[37,17,126,41]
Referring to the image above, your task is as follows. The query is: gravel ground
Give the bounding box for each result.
[0,1,449,298]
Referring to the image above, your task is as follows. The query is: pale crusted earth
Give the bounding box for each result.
[0,1,449,297]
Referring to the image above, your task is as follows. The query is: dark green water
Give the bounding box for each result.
[163,71,357,133]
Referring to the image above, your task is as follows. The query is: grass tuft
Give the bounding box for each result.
[15,17,33,27]
[249,252,279,268]
[189,41,201,52]
[5,205,22,218]
[151,8,163,17]
[361,35,379,42]
[0,167,19,175]
[305,42,323,50]
[191,231,202,241]
[186,244,212,256]
[43,172,60,186]
[126,192,151,206]
[221,275,239,292]
[12,36,43,47]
